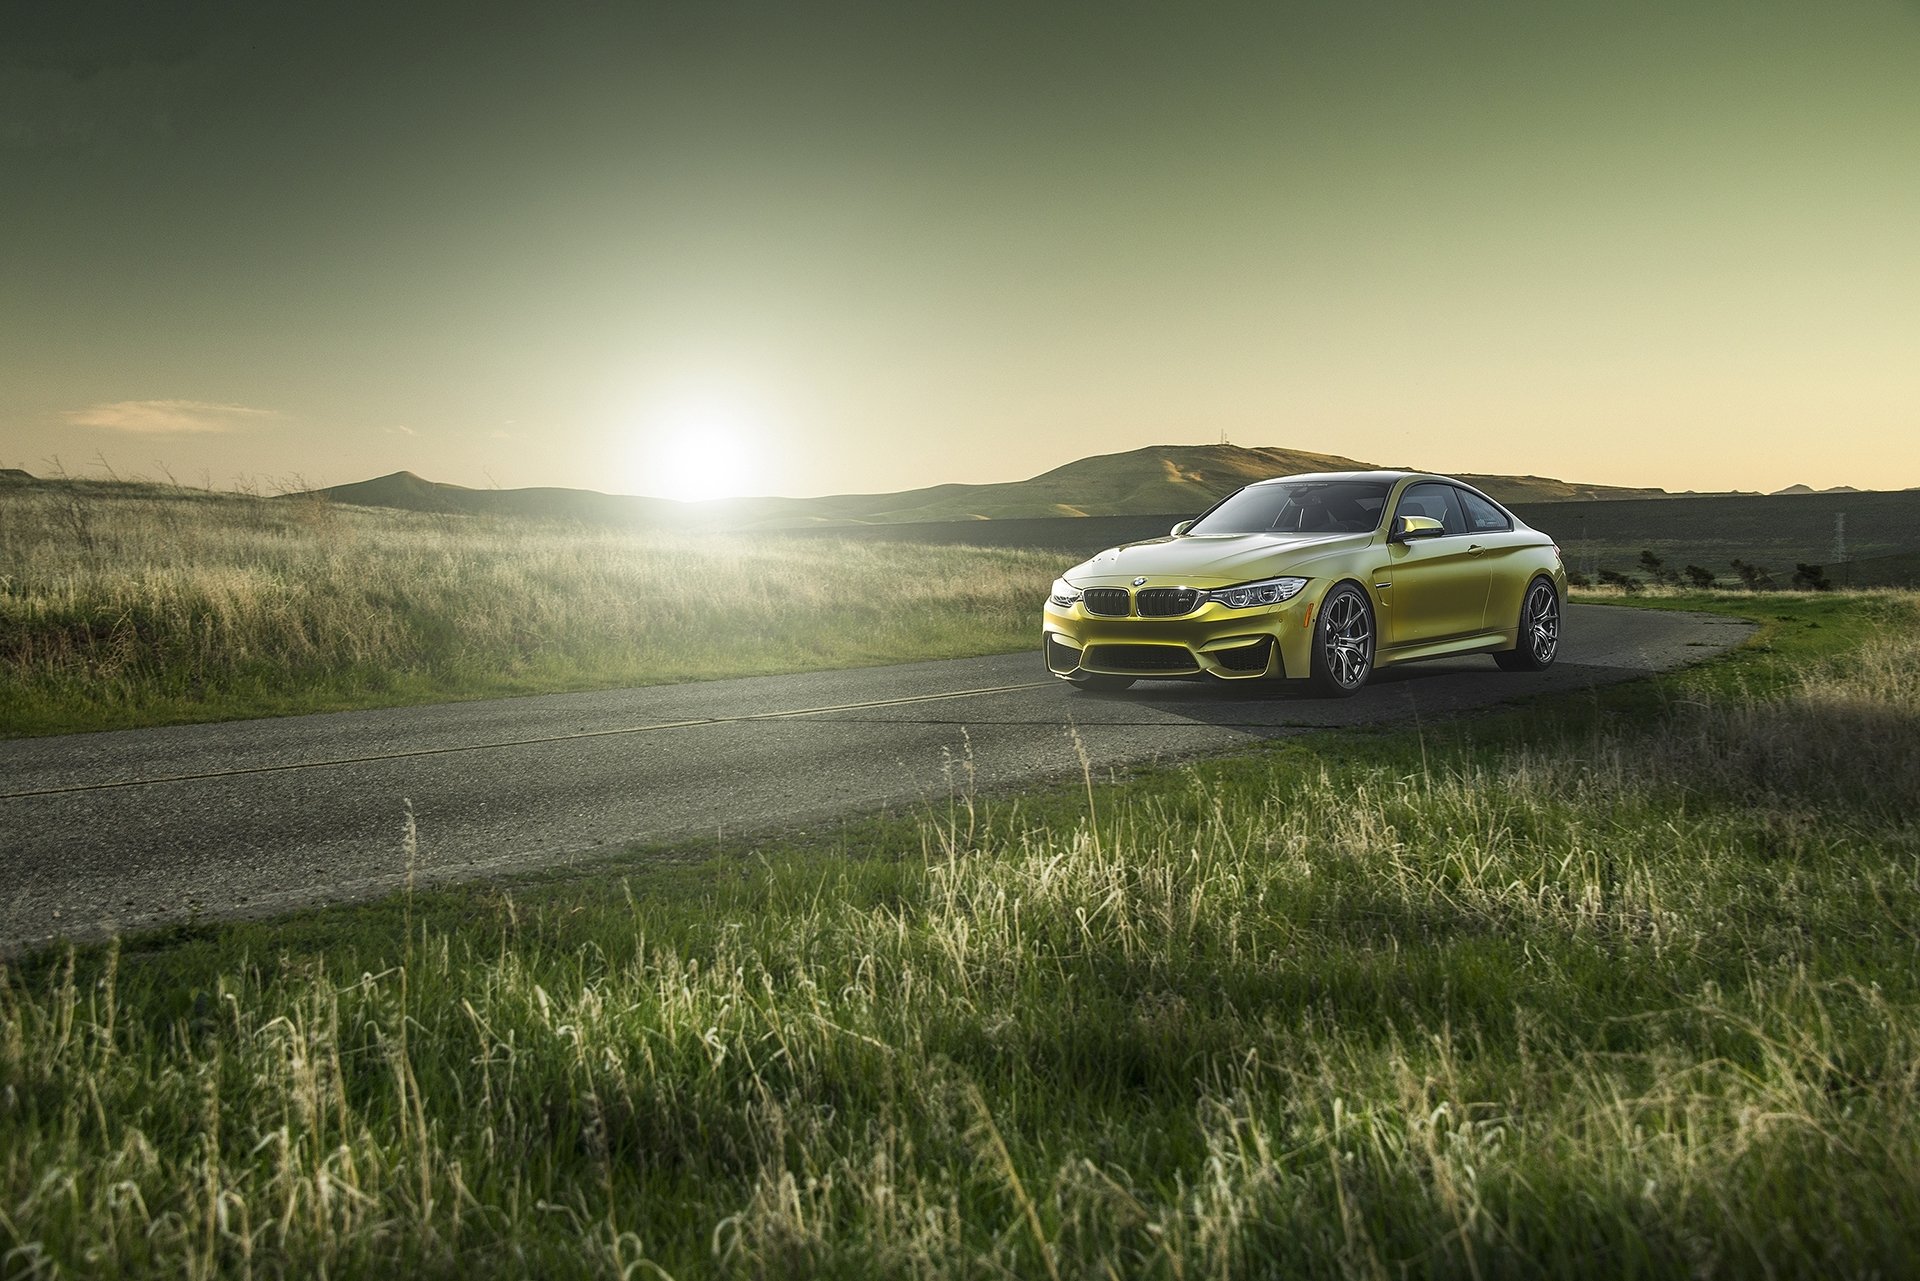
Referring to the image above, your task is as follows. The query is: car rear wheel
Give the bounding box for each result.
[1494,578,1560,671]
[1308,583,1374,697]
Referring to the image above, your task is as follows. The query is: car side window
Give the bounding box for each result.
[1455,488,1511,532]
[1395,482,1466,535]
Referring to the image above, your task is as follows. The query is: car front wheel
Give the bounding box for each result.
[1308,583,1374,697]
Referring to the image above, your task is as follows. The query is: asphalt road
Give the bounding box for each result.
[0,605,1752,952]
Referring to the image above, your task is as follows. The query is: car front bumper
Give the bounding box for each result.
[1041,592,1324,681]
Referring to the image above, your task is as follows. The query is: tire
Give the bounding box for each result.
[1067,674,1136,692]
[1308,583,1374,697]
[1494,577,1561,671]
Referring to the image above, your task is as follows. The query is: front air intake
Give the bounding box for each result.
[1046,635,1081,673]
[1213,637,1273,672]
[1084,644,1200,673]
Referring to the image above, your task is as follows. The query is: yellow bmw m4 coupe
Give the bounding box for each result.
[1043,471,1569,697]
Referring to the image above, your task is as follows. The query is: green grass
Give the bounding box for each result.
[0,479,1058,737]
[3,589,1916,1277]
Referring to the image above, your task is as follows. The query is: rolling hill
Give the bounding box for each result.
[1843,550,1920,588]
[302,443,1699,529]
[313,471,681,524]
[1501,489,1919,579]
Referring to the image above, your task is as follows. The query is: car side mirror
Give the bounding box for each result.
[1389,515,1445,543]
[1170,519,1195,537]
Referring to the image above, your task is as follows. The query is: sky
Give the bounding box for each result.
[4,0,1917,500]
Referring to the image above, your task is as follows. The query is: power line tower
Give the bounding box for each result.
[1833,512,1848,588]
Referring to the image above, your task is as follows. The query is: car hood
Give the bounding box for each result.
[1064,530,1376,587]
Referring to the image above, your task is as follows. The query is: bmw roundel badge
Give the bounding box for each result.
[1133,577,1147,586]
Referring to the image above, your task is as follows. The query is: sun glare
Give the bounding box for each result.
[631,391,762,503]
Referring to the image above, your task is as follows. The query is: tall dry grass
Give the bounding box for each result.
[1,595,1916,1276]
[0,480,1059,734]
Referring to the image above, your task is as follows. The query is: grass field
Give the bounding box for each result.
[0,479,1059,737]
[2,589,1915,1277]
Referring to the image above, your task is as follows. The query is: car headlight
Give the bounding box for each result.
[1207,576,1308,609]
[1048,578,1082,608]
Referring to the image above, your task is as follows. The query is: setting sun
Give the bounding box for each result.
[630,391,761,502]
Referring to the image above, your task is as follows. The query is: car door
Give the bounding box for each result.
[1453,486,1529,631]
[1383,482,1492,646]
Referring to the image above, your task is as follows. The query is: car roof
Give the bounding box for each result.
[1246,470,1431,486]
[1243,470,1520,515]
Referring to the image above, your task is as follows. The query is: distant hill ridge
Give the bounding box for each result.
[303,443,1735,528]
[316,471,682,524]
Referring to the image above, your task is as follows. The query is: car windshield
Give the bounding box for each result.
[1187,480,1392,536]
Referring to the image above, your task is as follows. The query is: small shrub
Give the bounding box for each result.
[1791,562,1833,591]
[1731,558,1776,590]
[1597,568,1641,593]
